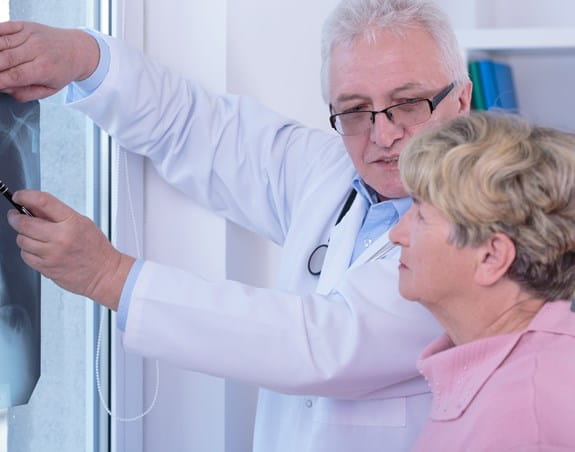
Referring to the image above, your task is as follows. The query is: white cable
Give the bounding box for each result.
[94,0,160,422]
[95,308,159,422]
[94,148,161,422]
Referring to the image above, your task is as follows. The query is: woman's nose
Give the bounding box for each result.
[389,208,412,246]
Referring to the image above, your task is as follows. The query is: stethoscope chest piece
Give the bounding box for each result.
[307,188,357,277]
[307,243,328,276]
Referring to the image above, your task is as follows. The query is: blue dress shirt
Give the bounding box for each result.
[67,29,110,100]
[350,178,411,264]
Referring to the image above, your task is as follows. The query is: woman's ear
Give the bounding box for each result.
[474,233,516,286]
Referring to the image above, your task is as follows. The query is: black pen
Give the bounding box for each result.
[0,179,34,217]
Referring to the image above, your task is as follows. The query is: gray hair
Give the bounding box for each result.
[320,0,468,102]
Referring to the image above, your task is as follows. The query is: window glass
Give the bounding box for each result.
[0,1,108,451]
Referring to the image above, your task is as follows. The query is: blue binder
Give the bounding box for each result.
[477,60,498,110]
[475,59,519,112]
[492,61,519,112]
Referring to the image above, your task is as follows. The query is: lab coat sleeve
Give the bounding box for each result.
[68,33,339,246]
[67,34,440,400]
[123,257,442,400]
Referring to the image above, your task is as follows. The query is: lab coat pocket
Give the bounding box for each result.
[313,397,407,427]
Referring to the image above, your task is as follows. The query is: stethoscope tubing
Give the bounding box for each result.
[307,188,398,275]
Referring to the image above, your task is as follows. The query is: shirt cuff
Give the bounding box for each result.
[66,29,111,102]
[117,259,145,331]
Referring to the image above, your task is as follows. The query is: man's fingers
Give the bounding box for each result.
[0,21,25,40]
[0,22,29,48]
[2,85,57,102]
[15,231,50,258]
[0,22,98,99]
[19,249,46,275]
[0,23,35,84]
[0,29,29,56]
[0,40,49,91]
[12,190,76,223]
[0,63,34,91]
[8,209,53,244]
[0,22,66,95]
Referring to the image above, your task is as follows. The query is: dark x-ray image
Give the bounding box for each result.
[0,93,40,408]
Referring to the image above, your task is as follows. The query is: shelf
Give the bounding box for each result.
[457,27,575,52]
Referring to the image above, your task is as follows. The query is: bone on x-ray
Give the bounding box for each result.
[0,93,41,409]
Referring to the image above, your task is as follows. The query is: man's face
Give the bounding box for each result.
[329,27,472,200]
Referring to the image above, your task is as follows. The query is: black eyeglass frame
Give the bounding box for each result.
[329,82,456,136]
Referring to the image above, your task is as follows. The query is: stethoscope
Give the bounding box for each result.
[307,189,357,276]
[307,188,397,276]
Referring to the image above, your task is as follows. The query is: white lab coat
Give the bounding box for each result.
[70,34,443,452]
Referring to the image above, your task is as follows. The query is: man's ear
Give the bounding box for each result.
[474,233,516,286]
[458,81,473,114]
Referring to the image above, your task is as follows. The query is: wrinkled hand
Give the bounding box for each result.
[7,190,135,310]
[0,21,100,102]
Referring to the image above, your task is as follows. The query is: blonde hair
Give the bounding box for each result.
[400,111,575,301]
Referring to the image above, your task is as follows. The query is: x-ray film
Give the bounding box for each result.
[0,93,40,409]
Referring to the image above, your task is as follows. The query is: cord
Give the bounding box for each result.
[94,147,160,422]
[94,0,160,421]
[95,305,160,421]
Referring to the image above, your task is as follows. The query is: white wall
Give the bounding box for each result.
[226,0,336,130]
[436,0,575,28]
[140,3,228,452]
[116,1,575,451]
[119,1,338,451]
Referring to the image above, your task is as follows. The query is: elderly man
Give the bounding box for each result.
[0,0,471,451]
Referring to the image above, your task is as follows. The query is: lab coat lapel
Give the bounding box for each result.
[315,194,368,295]
[348,229,393,270]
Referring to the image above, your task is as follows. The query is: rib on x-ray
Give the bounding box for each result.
[0,93,40,409]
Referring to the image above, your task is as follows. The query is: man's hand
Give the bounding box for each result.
[7,190,135,311]
[0,21,100,102]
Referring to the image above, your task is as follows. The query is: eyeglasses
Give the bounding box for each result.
[329,82,455,136]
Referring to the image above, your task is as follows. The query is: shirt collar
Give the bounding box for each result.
[418,301,575,421]
[351,176,412,215]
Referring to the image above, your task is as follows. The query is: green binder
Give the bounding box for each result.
[468,61,486,110]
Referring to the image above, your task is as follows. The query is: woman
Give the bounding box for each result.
[389,112,575,451]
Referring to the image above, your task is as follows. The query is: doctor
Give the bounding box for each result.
[1,0,471,450]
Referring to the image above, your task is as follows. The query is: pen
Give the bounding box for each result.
[0,179,34,217]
